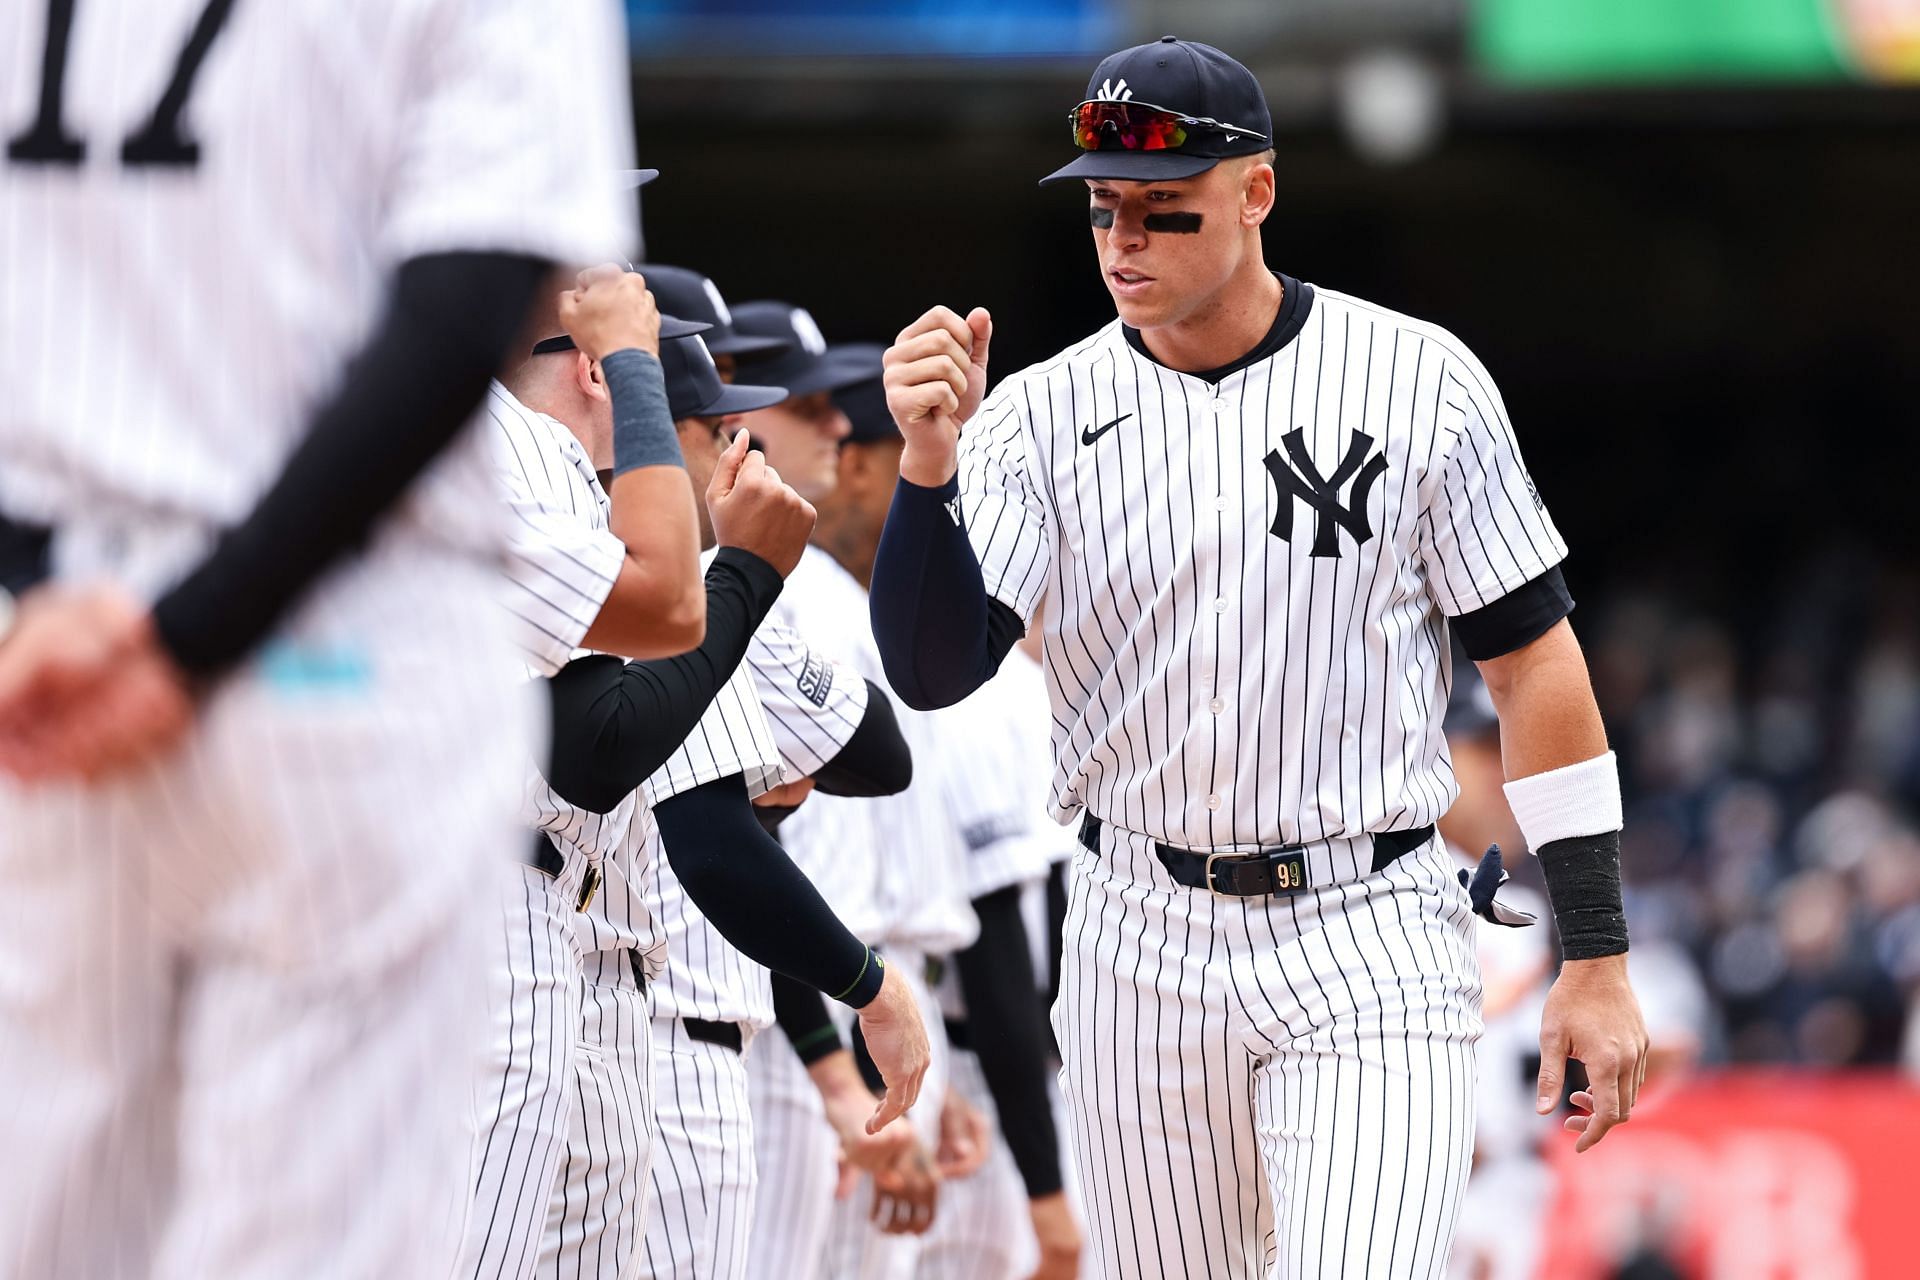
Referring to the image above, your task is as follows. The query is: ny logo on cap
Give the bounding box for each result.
[1095,78,1133,102]
[1264,429,1388,558]
[790,308,828,356]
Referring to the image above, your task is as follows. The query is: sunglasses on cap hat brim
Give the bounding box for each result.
[1039,99,1270,186]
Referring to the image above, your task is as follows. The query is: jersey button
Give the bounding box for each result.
[1213,598,1229,613]
[1211,400,1230,417]
[1209,697,1226,714]
[1213,496,1228,511]
[1206,794,1222,811]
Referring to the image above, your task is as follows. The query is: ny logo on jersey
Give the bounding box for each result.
[1264,428,1389,558]
[1095,78,1133,102]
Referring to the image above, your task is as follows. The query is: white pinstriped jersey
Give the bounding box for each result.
[935,647,1068,902]
[769,548,888,941]
[491,385,623,680]
[958,282,1567,851]
[1,0,634,591]
[490,381,667,972]
[640,648,788,1025]
[645,614,873,1027]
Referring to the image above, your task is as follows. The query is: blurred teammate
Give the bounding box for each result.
[869,36,1649,1279]
[0,3,648,1275]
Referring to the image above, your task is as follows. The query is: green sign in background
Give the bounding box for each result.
[1475,0,1855,82]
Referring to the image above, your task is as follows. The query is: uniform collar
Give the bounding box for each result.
[1121,272,1314,385]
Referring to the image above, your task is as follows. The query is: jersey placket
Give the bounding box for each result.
[1197,376,1242,843]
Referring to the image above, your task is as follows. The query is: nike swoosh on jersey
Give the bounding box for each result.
[1080,413,1131,445]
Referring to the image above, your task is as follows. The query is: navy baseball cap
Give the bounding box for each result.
[1040,37,1273,186]
[830,349,895,444]
[730,302,883,399]
[660,334,786,422]
[640,265,791,359]
[529,263,709,356]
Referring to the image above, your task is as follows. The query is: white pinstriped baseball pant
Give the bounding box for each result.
[1057,823,1483,1280]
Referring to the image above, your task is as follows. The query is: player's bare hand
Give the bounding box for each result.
[1537,953,1649,1153]
[0,584,192,783]
[934,1087,991,1180]
[885,305,991,486]
[856,961,931,1133]
[1026,1192,1084,1280]
[870,1139,939,1235]
[558,263,663,360]
[706,430,816,577]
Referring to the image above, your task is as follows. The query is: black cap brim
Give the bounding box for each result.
[1039,149,1221,186]
[659,315,709,339]
[696,382,788,417]
[704,331,792,359]
[771,345,884,399]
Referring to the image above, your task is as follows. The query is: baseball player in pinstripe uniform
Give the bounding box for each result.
[466,262,721,1280]
[0,3,654,1276]
[869,37,1650,1280]
[788,375,994,1280]
[635,327,917,1280]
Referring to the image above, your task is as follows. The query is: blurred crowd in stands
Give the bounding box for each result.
[1458,542,1920,1074]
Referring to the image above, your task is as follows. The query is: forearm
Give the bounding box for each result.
[810,680,914,797]
[153,251,548,677]
[868,476,1004,711]
[773,970,846,1065]
[954,885,1063,1198]
[583,349,704,657]
[1477,619,1607,779]
[655,775,885,1006]
[1479,619,1627,960]
[544,548,781,812]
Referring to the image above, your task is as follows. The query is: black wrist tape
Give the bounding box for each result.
[1535,831,1629,960]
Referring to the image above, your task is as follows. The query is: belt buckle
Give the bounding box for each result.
[1202,849,1251,897]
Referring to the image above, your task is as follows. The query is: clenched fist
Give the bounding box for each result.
[558,263,662,361]
[706,430,816,577]
[883,305,992,487]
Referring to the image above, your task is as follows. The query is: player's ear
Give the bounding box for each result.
[577,351,609,403]
[1241,157,1276,228]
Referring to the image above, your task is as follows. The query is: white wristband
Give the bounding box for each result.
[1502,751,1622,851]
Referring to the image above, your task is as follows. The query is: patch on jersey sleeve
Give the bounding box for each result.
[796,651,835,707]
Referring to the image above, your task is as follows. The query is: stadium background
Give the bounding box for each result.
[623,3,1920,1275]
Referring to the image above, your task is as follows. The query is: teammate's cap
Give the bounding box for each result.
[730,302,883,400]
[529,310,706,357]
[830,349,896,444]
[661,334,786,421]
[1039,36,1272,186]
[640,265,791,359]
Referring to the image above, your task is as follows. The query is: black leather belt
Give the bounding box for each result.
[627,949,649,993]
[0,514,52,597]
[683,1017,744,1053]
[1078,815,1435,897]
[529,834,601,911]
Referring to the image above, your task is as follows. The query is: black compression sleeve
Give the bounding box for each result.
[152,252,548,678]
[810,680,914,798]
[772,970,845,1066]
[654,774,885,1007]
[954,885,1063,1198]
[543,547,782,814]
[869,475,1015,710]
